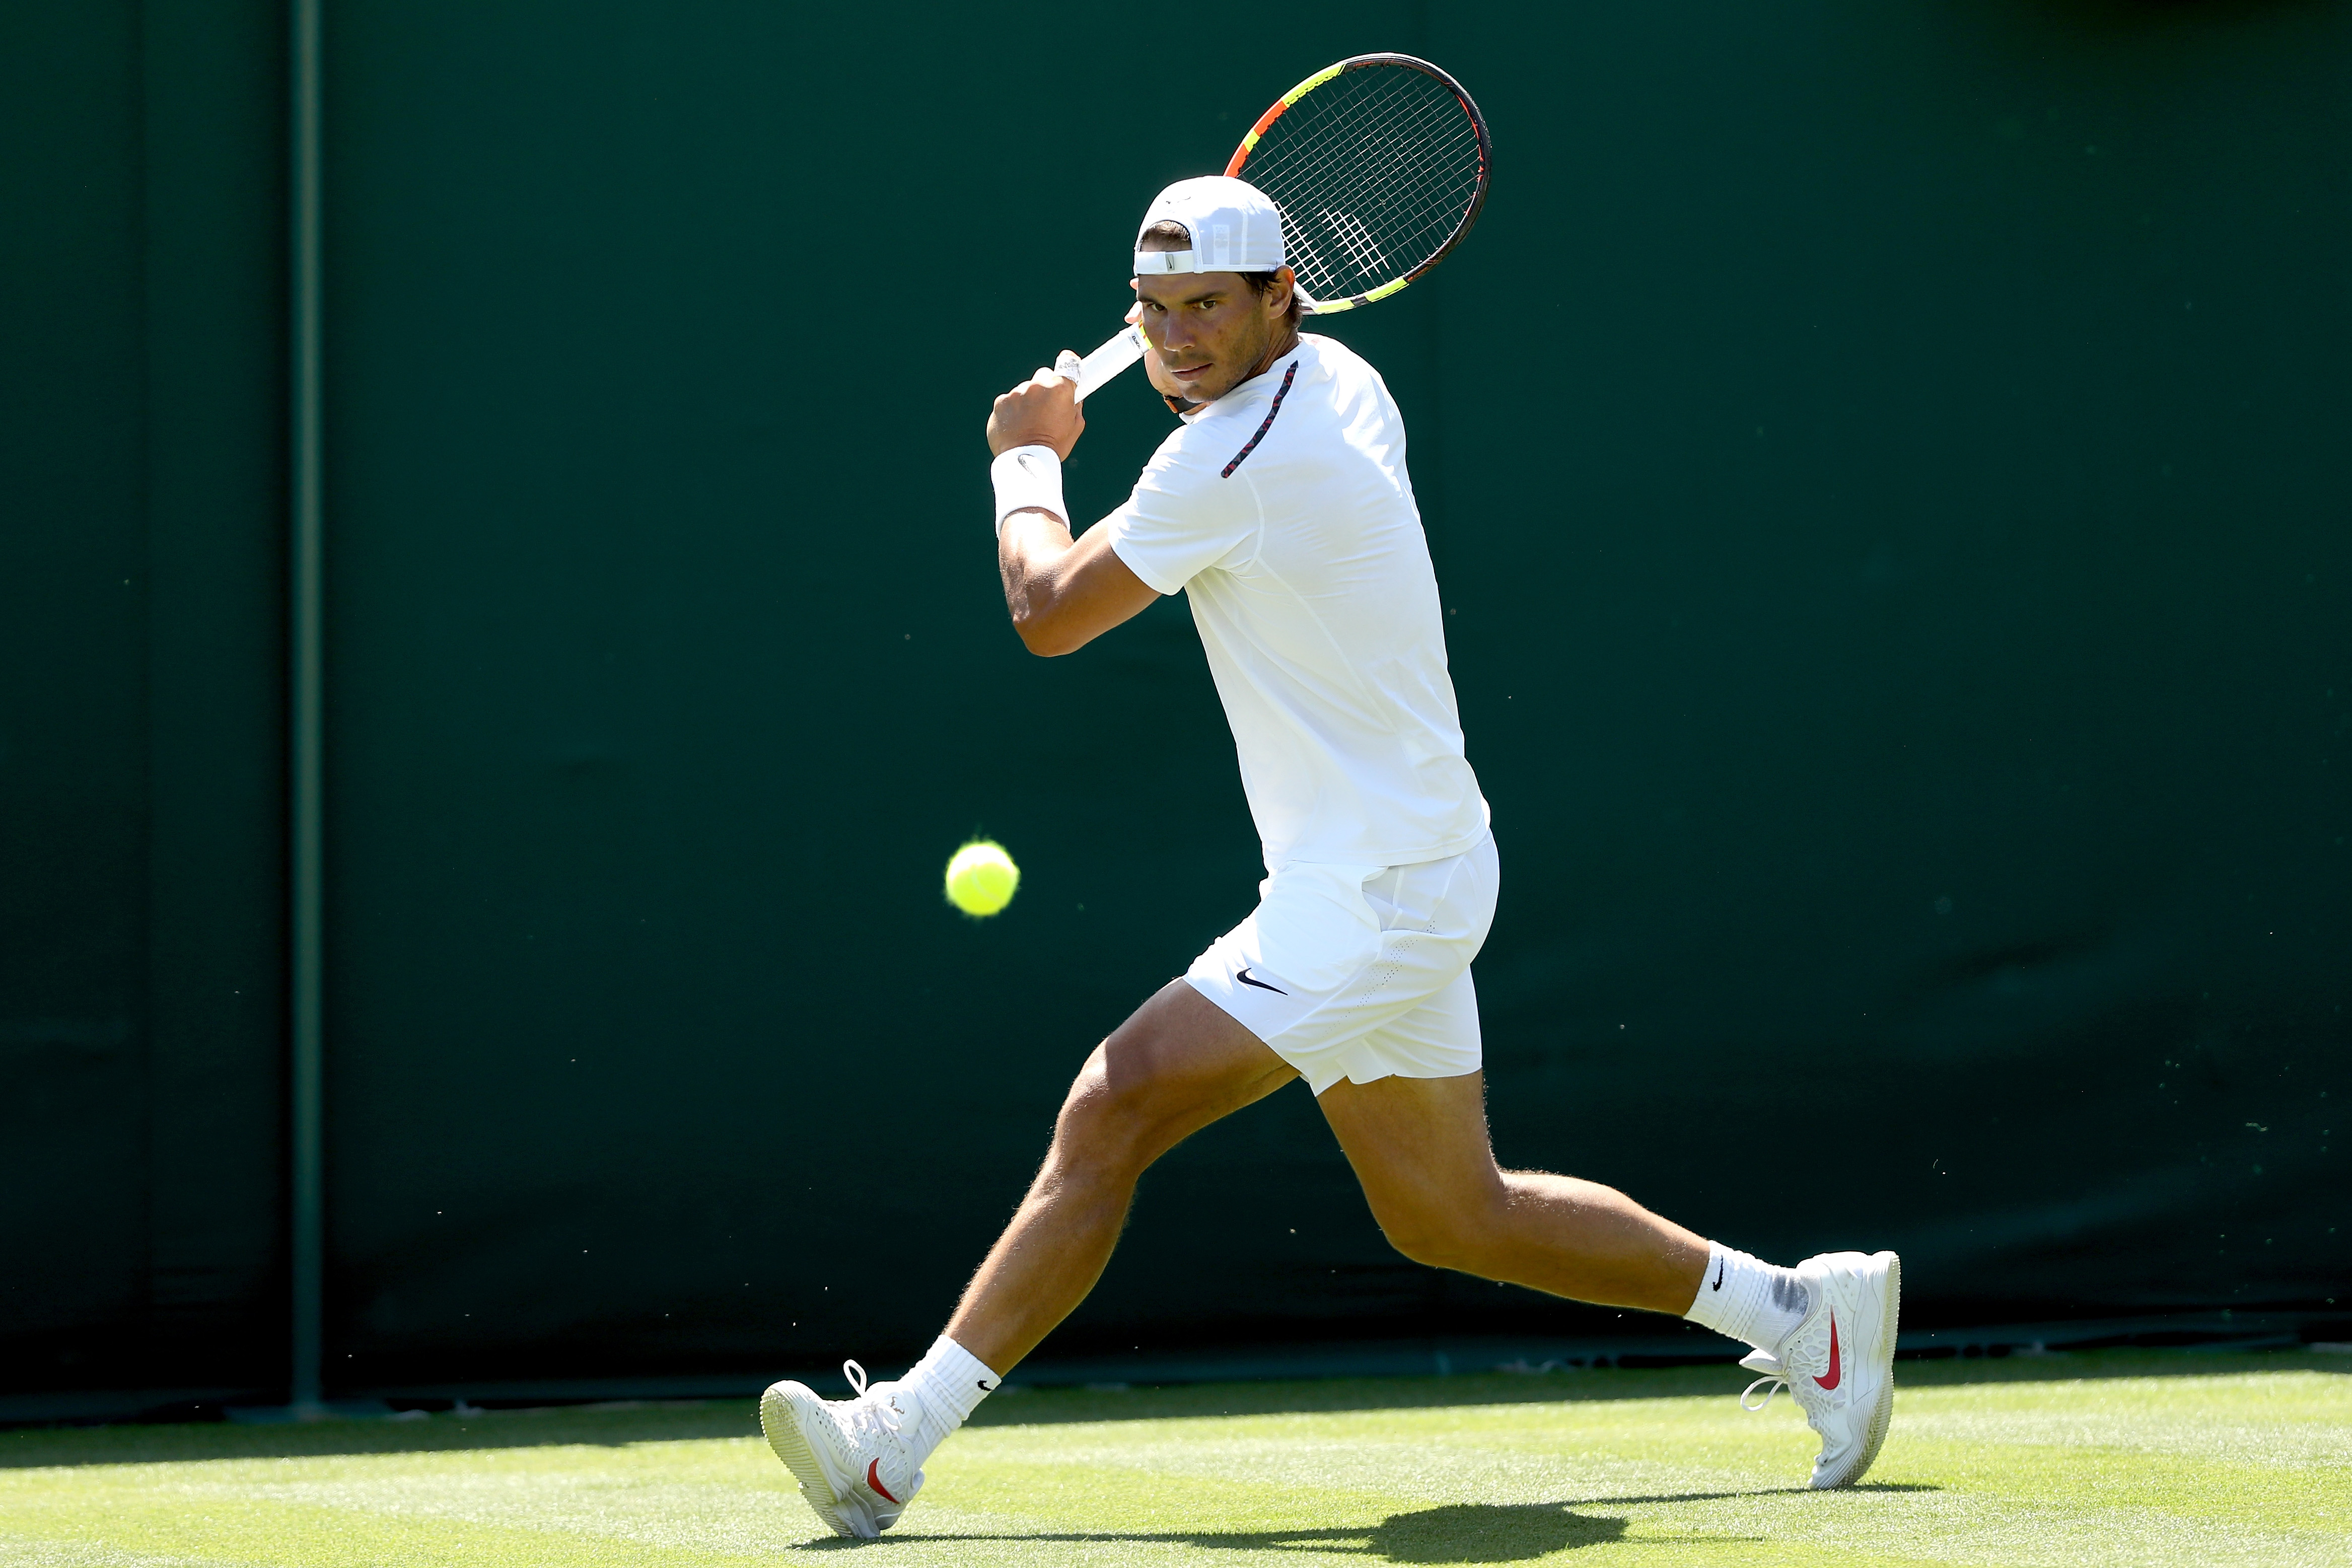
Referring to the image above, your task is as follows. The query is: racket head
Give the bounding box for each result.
[1226,54,1491,315]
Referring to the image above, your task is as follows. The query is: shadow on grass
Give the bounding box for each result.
[1,1345,2334,1468]
[811,1502,1647,1561]
[818,1486,1943,1560]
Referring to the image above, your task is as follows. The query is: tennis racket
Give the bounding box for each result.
[1068,53,1492,401]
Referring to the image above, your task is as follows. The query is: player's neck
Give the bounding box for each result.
[1251,324,1303,381]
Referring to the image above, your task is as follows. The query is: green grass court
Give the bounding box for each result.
[3,1351,2344,1566]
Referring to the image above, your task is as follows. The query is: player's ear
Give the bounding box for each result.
[1269,267,1296,320]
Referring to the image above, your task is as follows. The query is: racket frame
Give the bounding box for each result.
[1226,52,1492,316]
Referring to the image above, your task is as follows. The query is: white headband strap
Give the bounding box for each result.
[1134,251,1283,277]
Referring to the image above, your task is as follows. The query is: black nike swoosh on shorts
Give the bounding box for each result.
[1236,967,1288,995]
[1712,1261,1725,1290]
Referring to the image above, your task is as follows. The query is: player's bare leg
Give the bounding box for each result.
[759,982,1290,1537]
[1315,1070,1708,1310]
[945,981,1296,1372]
[1319,1070,1898,1488]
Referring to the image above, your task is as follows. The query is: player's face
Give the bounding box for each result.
[1132,270,1293,405]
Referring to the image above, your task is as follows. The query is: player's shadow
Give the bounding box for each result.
[817,1494,1819,1560]
[1300,1502,1631,1561]
[841,1504,1627,1559]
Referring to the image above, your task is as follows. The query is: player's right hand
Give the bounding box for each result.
[987,359,1085,460]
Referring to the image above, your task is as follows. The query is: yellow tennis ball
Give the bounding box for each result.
[944,840,1020,916]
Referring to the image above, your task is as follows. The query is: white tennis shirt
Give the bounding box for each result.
[1104,333,1488,869]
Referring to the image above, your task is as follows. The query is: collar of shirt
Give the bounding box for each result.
[1177,348,1296,425]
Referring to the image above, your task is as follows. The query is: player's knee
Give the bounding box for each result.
[1048,1054,1162,1180]
[1380,1222,1456,1270]
[1380,1221,1493,1274]
[1372,1191,1511,1274]
[1371,1203,1455,1268]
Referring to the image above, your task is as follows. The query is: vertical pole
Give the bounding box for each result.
[288,0,326,1416]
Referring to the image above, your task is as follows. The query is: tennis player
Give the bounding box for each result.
[762,176,1900,1538]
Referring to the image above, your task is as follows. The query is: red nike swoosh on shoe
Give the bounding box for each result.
[867,1459,900,1504]
[1816,1315,1842,1391]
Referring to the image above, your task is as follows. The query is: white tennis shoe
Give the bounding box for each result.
[1739,1250,1901,1488]
[760,1360,926,1539]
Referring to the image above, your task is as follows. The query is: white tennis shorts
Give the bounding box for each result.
[1185,831,1499,1096]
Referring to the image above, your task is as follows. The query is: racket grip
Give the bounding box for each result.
[1072,325,1146,402]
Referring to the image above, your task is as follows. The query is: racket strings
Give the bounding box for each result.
[1265,110,1470,255]
[1307,129,1477,264]
[1272,91,1476,210]
[1261,77,1470,199]
[1243,67,1482,298]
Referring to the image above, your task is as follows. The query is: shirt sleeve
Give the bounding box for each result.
[1103,432,1260,596]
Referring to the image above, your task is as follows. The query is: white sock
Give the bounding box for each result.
[884,1335,1001,1468]
[1683,1242,1809,1357]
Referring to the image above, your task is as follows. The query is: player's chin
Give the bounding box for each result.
[1171,365,1236,401]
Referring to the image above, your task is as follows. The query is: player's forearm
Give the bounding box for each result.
[987,429,1159,654]
[997,514,1160,657]
[998,513,1087,657]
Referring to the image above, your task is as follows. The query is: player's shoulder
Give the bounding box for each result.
[1282,335,1397,429]
[1286,330,1392,393]
[1295,331,1377,382]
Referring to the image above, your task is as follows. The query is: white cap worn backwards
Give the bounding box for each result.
[1134,175,1287,276]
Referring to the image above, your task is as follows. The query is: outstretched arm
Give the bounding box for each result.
[987,365,1161,658]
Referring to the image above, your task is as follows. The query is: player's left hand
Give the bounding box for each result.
[987,359,1085,460]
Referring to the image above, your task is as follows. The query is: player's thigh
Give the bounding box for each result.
[1061,980,1297,1168]
[1316,1068,1507,1253]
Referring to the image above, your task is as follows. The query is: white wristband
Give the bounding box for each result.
[990,445,1066,538]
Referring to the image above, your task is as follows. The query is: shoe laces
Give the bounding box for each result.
[841,1361,904,1439]
[1746,1290,1834,1415]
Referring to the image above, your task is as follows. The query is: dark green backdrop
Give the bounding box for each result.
[5,0,2346,1404]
